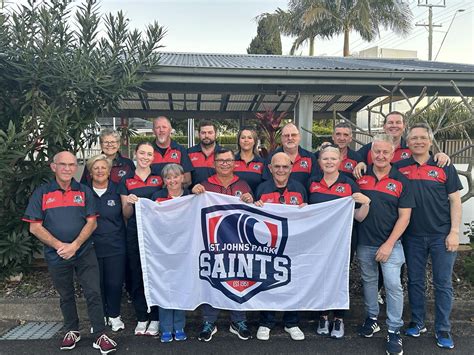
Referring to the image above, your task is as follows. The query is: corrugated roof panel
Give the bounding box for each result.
[200,102,221,110]
[149,101,169,110]
[262,95,282,102]
[314,95,335,102]
[313,103,326,111]
[186,102,197,110]
[173,101,185,110]
[120,100,142,110]
[172,93,185,100]
[227,102,251,111]
[147,92,168,99]
[339,95,362,102]
[256,102,278,111]
[229,94,255,101]
[328,103,353,111]
[278,103,292,112]
[185,94,198,100]
[201,94,222,101]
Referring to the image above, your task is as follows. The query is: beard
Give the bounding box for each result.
[201,138,215,147]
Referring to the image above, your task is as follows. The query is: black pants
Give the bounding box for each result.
[48,247,105,335]
[127,244,159,321]
[97,253,126,318]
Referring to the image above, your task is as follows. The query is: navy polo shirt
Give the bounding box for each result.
[255,179,307,205]
[81,152,135,185]
[314,147,362,180]
[356,165,415,247]
[187,144,222,185]
[358,138,411,165]
[151,140,193,176]
[308,173,360,205]
[22,179,98,265]
[90,181,126,258]
[117,171,163,240]
[201,175,253,198]
[152,187,191,202]
[394,156,463,237]
[233,153,265,194]
[263,146,320,186]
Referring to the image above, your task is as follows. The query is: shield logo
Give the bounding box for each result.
[118,170,126,178]
[300,160,308,168]
[73,195,83,204]
[171,152,178,159]
[199,204,290,303]
[335,185,345,193]
[428,170,439,178]
[401,152,410,159]
[107,199,116,207]
[344,162,354,171]
[386,182,397,192]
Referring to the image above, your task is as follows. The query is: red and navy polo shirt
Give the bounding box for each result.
[233,153,265,194]
[358,138,411,165]
[255,179,307,205]
[201,175,253,198]
[263,146,320,186]
[81,151,136,185]
[308,173,359,205]
[22,179,98,265]
[151,140,193,176]
[117,171,163,239]
[314,147,362,180]
[356,165,415,247]
[394,156,463,237]
[89,181,126,258]
[187,144,222,185]
[152,187,191,202]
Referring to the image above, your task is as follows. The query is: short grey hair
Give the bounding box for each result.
[371,134,395,150]
[161,163,184,180]
[407,122,434,141]
[99,128,121,143]
[318,146,341,159]
[86,154,112,172]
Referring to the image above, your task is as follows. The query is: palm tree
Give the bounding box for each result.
[292,0,413,56]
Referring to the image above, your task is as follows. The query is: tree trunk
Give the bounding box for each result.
[309,37,314,56]
[343,29,350,56]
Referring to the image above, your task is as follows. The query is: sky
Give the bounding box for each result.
[7,0,474,63]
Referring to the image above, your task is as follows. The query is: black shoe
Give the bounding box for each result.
[229,321,252,340]
[359,317,380,338]
[386,331,403,355]
[198,321,217,342]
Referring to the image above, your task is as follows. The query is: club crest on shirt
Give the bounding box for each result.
[150,178,160,185]
[118,170,127,178]
[335,185,346,193]
[344,162,354,170]
[73,195,83,204]
[171,152,178,160]
[386,182,397,192]
[289,196,298,205]
[400,152,410,159]
[300,160,308,168]
[234,190,242,198]
[428,170,439,178]
[107,200,116,207]
[252,164,261,171]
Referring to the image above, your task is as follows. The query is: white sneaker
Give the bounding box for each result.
[145,320,159,336]
[256,326,271,341]
[108,316,125,332]
[134,321,148,336]
[284,326,305,341]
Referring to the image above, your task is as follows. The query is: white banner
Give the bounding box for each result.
[136,192,354,311]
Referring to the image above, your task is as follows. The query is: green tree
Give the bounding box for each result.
[247,14,282,55]
[0,0,165,277]
[283,0,412,57]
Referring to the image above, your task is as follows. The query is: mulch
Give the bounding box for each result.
[1,252,472,301]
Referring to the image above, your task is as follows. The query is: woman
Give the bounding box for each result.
[308,146,371,339]
[87,154,126,332]
[82,128,135,185]
[233,128,264,194]
[151,163,190,343]
[118,142,163,336]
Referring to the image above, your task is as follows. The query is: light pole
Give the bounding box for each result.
[434,9,465,61]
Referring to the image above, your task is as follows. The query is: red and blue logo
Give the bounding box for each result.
[199,204,290,303]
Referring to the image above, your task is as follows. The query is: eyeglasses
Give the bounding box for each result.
[272,165,291,171]
[282,133,299,139]
[55,163,77,169]
[215,159,234,165]
[102,141,118,146]
[279,195,286,204]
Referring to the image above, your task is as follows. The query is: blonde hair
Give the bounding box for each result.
[86,154,112,173]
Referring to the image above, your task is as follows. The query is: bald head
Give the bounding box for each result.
[53,151,77,164]
[269,152,292,187]
[271,152,291,166]
[51,151,78,186]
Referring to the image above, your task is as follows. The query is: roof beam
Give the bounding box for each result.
[320,95,342,112]
[220,94,230,112]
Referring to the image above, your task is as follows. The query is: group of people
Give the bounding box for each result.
[23,112,462,355]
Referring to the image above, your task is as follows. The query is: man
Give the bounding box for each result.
[263,123,319,186]
[254,152,307,341]
[22,152,117,354]
[354,111,450,178]
[151,116,193,186]
[356,135,415,355]
[187,120,222,185]
[395,123,462,349]
[192,149,254,342]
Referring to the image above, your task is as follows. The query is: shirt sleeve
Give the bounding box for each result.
[179,146,194,173]
[310,152,321,177]
[357,143,371,164]
[116,176,129,196]
[398,176,416,209]
[255,182,264,201]
[22,187,44,222]
[262,155,272,181]
[84,186,99,217]
[445,165,463,194]
[80,167,90,184]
